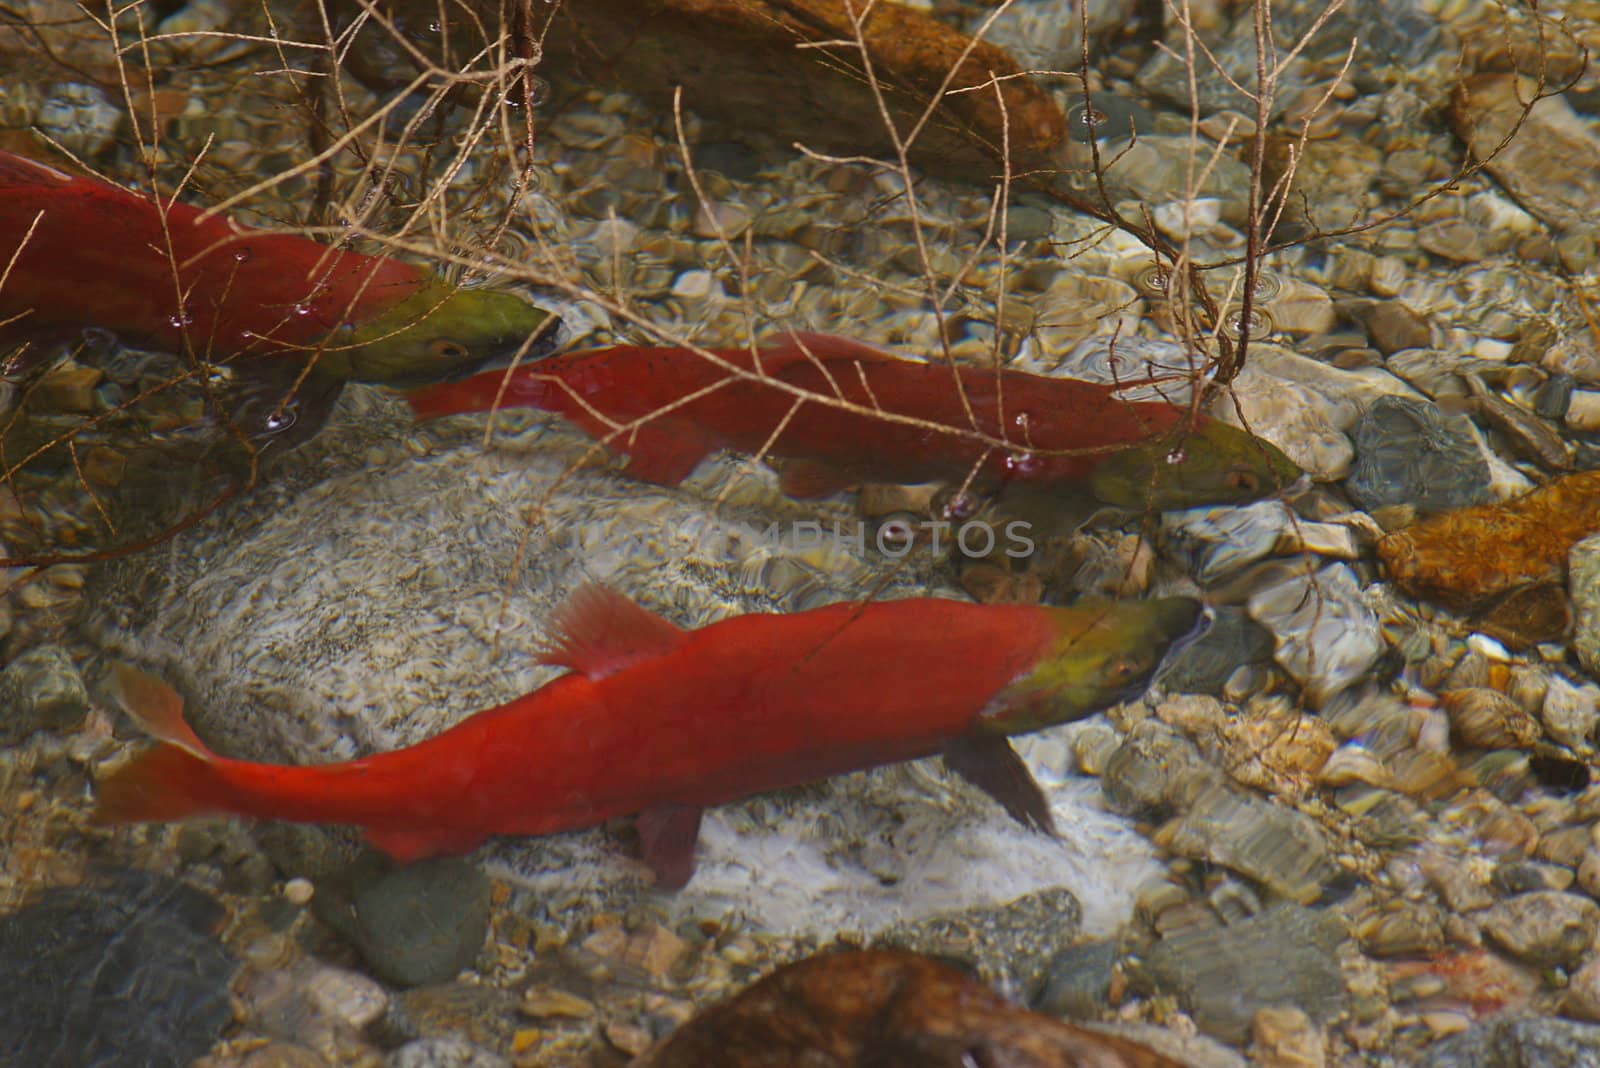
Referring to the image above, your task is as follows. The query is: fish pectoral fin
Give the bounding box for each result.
[536,584,686,679]
[635,805,703,889]
[942,733,1058,837]
[614,425,712,487]
[364,825,486,864]
[779,459,857,499]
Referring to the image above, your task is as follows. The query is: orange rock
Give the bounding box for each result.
[630,948,1192,1067]
[1376,471,1600,616]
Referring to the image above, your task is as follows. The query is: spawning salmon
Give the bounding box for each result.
[406,332,1300,510]
[0,149,553,386]
[96,585,1205,885]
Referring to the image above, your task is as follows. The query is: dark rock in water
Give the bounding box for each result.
[0,870,235,1067]
[1159,786,1340,904]
[631,948,1205,1067]
[1159,606,1275,695]
[319,858,491,988]
[876,887,1082,1000]
[0,645,90,744]
[1135,903,1348,1045]
[1032,939,1120,1019]
[1415,1017,1600,1068]
[1350,300,1433,356]
[385,1036,511,1068]
[1346,396,1494,517]
[1101,722,1221,818]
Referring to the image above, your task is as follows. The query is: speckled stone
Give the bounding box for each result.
[0,645,90,744]
[1415,1016,1600,1068]
[1571,534,1600,678]
[1479,891,1600,968]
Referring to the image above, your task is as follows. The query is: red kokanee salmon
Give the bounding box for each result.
[406,332,1301,510]
[0,149,552,385]
[96,585,1205,885]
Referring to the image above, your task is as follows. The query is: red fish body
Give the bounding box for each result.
[97,586,1204,885]
[406,334,1302,508]
[0,150,551,385]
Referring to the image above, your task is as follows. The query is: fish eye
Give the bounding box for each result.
[428,338,471,361]
[1106,655,1142,683]
[1226,468,1261,495]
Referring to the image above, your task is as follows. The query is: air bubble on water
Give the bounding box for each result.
[522,75,551,107]
[1004,452,1041,476]
[1166,447,1187,465]
[167,311,194,329]
[232,245,252,263]
[292,303,315,317]
[262,406,297,433]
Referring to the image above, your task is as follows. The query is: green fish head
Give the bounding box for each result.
[978,596,1208,736]
[1088,419,1302,511]
[322,280,557,386]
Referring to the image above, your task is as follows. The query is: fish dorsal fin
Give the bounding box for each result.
[0,150,74,189]
[108,664,213,759]
[536,584,686,679]
[758,331,905,375]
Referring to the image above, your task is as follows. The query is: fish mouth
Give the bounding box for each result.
[441,313,565,385]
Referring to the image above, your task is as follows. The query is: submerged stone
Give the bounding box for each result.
[1137,904,1348,1045]
[0,870,234,1067]
[0,644,89,744]
[1377,471,1600,621]
[1415,1017,1600,1068]
[1571,533,1600,678]
[1346,396,1494,517]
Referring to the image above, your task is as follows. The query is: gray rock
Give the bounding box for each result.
[385,1037,510,1068]
[1158,605,1276,696]
[1571,534,1600,678]
[1247,561,1383,707]
[1346,396,1495,516]
[347,860,491,988]
[1480,891,1600,968]
[0,870,235,1067]
[877,886,1081,1000]
[1160,785,1340,904]
[1101,721,1221,817]
[1415,1017,1600,1068]
[1138,903,1348,1045]
[0,645,90,744]
[1032,938,1120,1018]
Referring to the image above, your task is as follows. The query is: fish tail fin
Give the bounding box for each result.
[93,743,230,824]
[94,664,231,825]
[108,664,215,759]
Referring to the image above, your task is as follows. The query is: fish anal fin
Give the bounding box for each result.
[636,805,703,889]
[779,458,857,499]
[943,732,1057,837]
[759,331,902,374]
[614,425,712,487]
[108,664,213,759]
[536,584,686,679]
[364,825,486,864]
